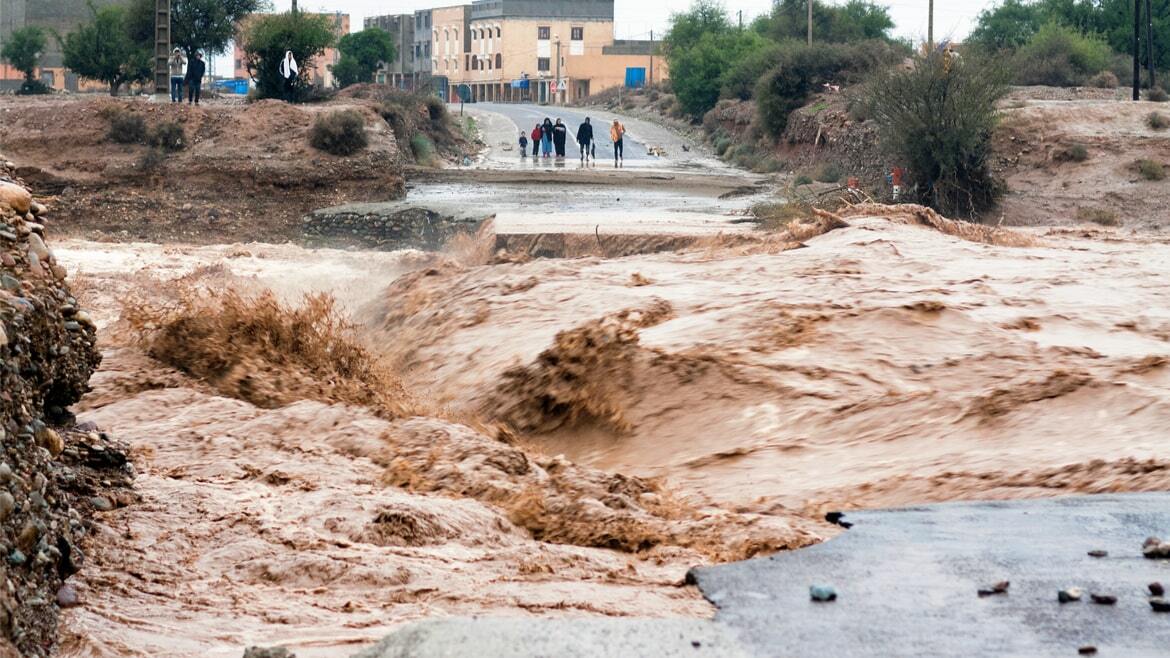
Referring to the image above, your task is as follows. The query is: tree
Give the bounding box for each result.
[1,26,48,94]
[663,0,732,57]
[174,0,270,56]
[61,1,152,96]
[332,27,396,88]
[240,11,336,101]
[762,0,894,43]
[868,53,1009,218]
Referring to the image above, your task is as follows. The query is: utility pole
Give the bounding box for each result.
[291,0,298,12]
[807,0,812,45]
[1134,0,1141,100]
[154,0,171,95]
[1146,0,1156,88]
[555,36,561,105]
[649,30,654,86]
[928,0,934,50]
[738,11,743,30]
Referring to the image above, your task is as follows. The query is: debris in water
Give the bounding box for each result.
[1078,646,1098,655]
[242,648,296,658]
[1087,550,1107,558]
[1150,582,1165,597]
[1089,593,1117,605]
[978,581,1010,597]
[1149,597,1170,613]
[1058,587,1083,603]
[56,584,80,608]
[1142,536,1170,559]
[809,585,837,602]
[824,512,853,529]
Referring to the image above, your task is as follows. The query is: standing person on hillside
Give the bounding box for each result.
[279,51,299,100]
[552,118,568,158]
[541,118,553,158]
[530,123,542,157]
[168,48,186,104]
[185,52,206,105]
[610,119,626,167]
[576,117,594,163]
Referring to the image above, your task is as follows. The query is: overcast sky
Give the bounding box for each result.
[217,1,993,73]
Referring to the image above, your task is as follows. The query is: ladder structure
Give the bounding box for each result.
[154,0,171,94]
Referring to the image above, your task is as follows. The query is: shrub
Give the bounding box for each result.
[17,80,50,95]
[1136,159,1166,181]
[309,110,369,156]
[1148,112,1170,131]
[149,121,187,151]
[813,162,844,183]
[240,11,336,102]
[714,135,733,156]
[794,174,814,186]
[1075,207,1118,226]
[422,94,447,122]
[869,52,1009,218]
[136,147,167,173]
[1054,144,1089,162]
[721,43,782,101]
[1147,87,1170,103]
[108,112,147,144]
[410,133,436,165]
[1012,22,1111,87]
[1086,71,1119,89]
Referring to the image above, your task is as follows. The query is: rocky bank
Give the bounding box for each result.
[0,162,124,656]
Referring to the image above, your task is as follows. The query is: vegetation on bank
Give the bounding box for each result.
[1,26,50,95]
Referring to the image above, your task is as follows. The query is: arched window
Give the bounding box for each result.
[496,27,501,38]
[495,53,502,68]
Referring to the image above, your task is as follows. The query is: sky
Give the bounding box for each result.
[216,0,996,74]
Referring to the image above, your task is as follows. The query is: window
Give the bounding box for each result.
[537,57,550,72]
[538,26,550,40]
[571,27,583,41]
[472,57,478,70]
[425,42,430,57]
[466,54,471,69]
[496,53,502,68]
[496,27,501,38]
[487,58,492,70]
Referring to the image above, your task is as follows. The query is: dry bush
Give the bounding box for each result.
[1136,159,1166,181]
[1053,144,1089,163]
[1147,87,1170,103]
[1086,70,1119,88]
[1147,112,1170,131]
[309,109,369,156]
[148,121,187,151]
[122,285,415,416]
[107,112,146,144]
[1076,207,1119,226]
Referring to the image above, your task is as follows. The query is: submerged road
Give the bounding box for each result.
[357,494,1170,657]
[472,102,652,163]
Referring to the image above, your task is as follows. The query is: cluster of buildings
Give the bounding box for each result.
[0,0,122,91]
[362,0,665,104]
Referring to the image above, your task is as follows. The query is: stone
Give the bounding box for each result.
[809,585,837,602]
[242,647,296,658]
[29,201,46,217]
[0,463,12,484]
[1089,593,1116,605]
[1057,587,1083,603]
[56,584,80,608]
[0,493,13,522]
[1142,536,1170,559]
[1086,550,1107,558]
[977,581,1010,597]
[6,551,24,566]
[34,426,63,457]
[0,323,6,349]
[0,274,19,292]
[1150,582,1165,597]
[89,497,113,512]
[1149,597,1170,613]
[1078,647,1097,655]
[0,182,31,214]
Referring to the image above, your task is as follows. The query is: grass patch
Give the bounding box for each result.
[1136,159,1166,181]
[107,112,146,145]
[1054,143,1089,162]
[148,121,187,151]
[813,162,844,184]
[309,110,369,156]
[1075,207,1119,226]
[410,133,437,166]
[1147,87,1170,103]
[1147,112,1170,131]
[794,174,814,186]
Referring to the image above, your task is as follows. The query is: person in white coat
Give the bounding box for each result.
[279,51,299,99]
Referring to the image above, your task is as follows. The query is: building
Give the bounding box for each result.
[430,4,471,102]
[0,0,122,91]
[456,0,666,104]
[412,9,433,89]
[365,13,414,88]
[233,11,350,89]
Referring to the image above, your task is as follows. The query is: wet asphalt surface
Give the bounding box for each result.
[471,102,650,162]
[360,494,1170,656]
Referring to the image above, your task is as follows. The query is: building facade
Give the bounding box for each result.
[365,13,414,88]
[412,9,433,88]
[430,5,471,101]
[0,0,122,91]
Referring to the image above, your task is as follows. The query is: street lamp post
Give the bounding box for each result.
[554,35,561,105]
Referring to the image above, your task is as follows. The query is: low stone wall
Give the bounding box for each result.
[302,203,487,251]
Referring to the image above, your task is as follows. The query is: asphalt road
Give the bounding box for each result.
[473,102,649,162]
[354,494,1170,657]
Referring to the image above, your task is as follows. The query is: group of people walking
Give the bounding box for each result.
[520,116,626,166]
[167,48,206,105]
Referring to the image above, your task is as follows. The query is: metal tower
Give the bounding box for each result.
[154,0,171,93]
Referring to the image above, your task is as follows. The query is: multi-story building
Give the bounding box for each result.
[430,4,471,102]
[0,0,121,91]
[365,13,415,88]
[412,9,433,89]
[233,12,350,89]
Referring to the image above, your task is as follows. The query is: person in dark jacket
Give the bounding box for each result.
[552,118,568,158]
[519,131,529,158]
[185,52,206,105]
[576,117,595,162]
[541,118,553,157]
[530,124,542,156]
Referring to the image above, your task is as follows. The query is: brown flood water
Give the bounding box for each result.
[53,216,1170,656]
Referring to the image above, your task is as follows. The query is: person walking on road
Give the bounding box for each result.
[610,119,626,167]
[552,118,568,158]
[541,118,553,158]
[519,131,529,158]
[185,52,206,105]
[530,123,542,157]
[576,117,595,162]
[168,48,186,103]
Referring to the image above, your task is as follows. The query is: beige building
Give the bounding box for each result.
[446,0,665,104]
[431,4,471,99]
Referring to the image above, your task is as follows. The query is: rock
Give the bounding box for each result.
[1150,582,1165,597]
[0,493,13,522]
[6,551,24,566]
[977,581,1010,597]
[0,463,12,484]
[29,201,46,217]
[0,182,31,214]
[56,584,80,608]
[1149,597,1170,612]
[25,234,48,261]
[1078,646,1098,655]
[1057,587,1083,603]
[242,647,296,658]
[1086,550,1107,558]
[0,323,6,349]
[1089,593,1116,605]
[89,497,113,512]
[1142,536,1170,559]
[809,584,837,602]
[34,426,63,457]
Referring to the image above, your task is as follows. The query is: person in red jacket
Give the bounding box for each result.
[530,124,542,157]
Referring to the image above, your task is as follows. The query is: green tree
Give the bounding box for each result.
[240,11,336,101]
[61,1,152,96]
[127,0,268,57]
[1,26,48,93]
[1012,21,1112,86]
[332,27,396,88]
[966,0,1044,52]
[763,0,893,43]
